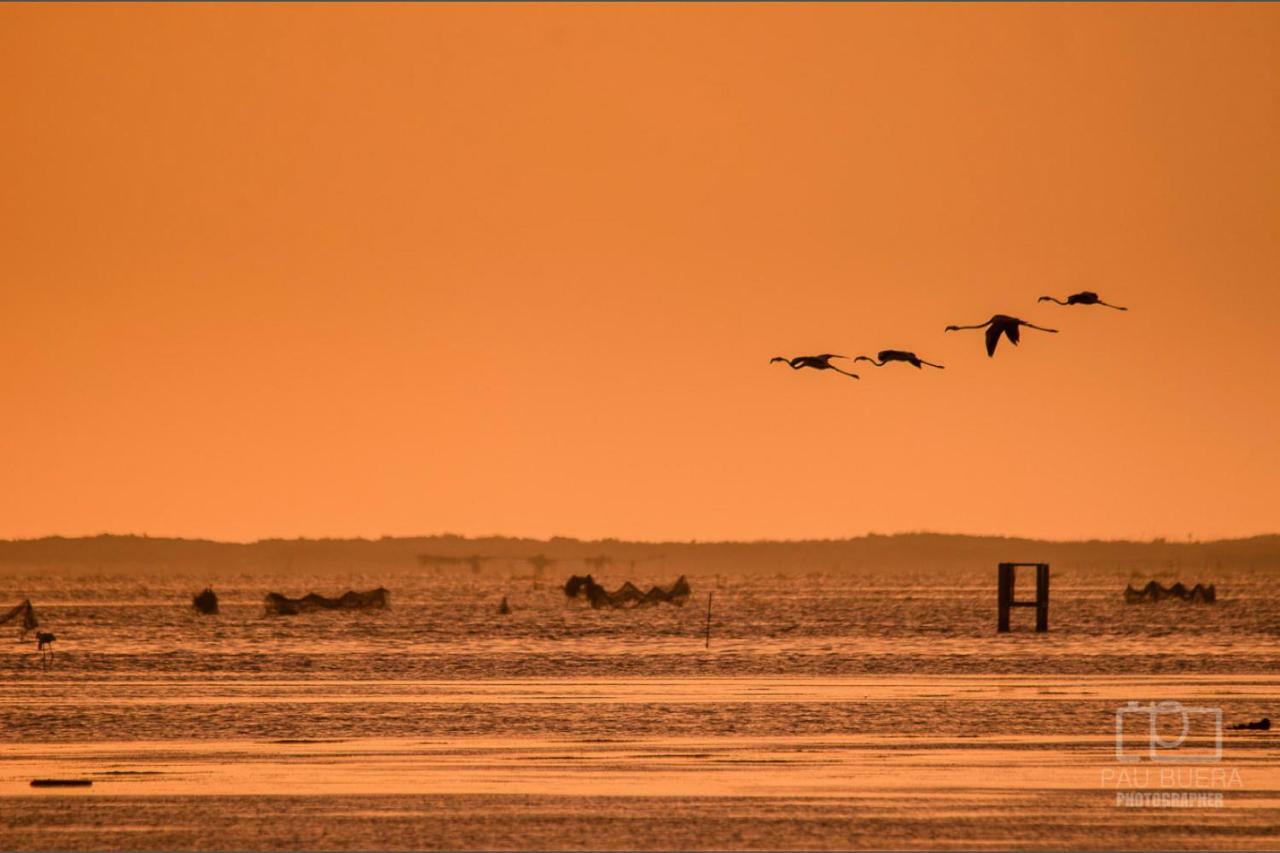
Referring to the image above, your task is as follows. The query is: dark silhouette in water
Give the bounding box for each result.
[264,588,390,615]
[770,354,859,379]
[192,588,219,615]
[563,574,691,609]
[36,631,56,666]
[704,592,713,649]
[642,577,691,605]
[1,599,38,637]
[498,596,511,615]
[603,581,646,608]
[564,574,593,598]
[1039,291,1127,311]
[945,315,1058,357]
[1124,580,1216,603]
[854,350,945,369]
[1229,718,1270,731]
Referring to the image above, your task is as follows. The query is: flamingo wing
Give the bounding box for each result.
[984,324,1001,357]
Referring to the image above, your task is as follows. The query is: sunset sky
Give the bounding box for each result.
[2,3,1278,543]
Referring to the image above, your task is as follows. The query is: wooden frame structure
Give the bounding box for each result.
[997,562,1049,633]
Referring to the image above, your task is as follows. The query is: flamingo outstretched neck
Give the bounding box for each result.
[853,350,945,369]
[770,354,860,379]
[1038,291,1128,311]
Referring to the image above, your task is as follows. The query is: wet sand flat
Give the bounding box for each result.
[2,676,1279,850]
[6,790,1280,852]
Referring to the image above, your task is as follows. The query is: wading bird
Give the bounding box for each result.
[769,354,860,379]
[1038,291,1127,311]
[36,631,55,667]
[854,350,944,369]
[944,315,1058,357]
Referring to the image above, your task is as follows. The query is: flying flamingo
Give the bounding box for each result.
[854,350,944,370]
[769,355,860,379]
[1038,291,1127,311]
[944,315,1058,357]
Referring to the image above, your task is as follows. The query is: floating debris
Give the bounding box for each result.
[264,588,390,616]
[1229,718,1270,731]
[192,588,219,615]
[1,599,38,636]
[31,779,91,787]
[563,574,691,609]
[1124,581,1216,604]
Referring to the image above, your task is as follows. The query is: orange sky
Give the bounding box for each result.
[2,3,1278,543]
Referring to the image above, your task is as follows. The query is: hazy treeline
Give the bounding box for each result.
[0,533,1276,577]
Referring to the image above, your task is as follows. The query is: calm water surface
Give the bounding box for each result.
[1,567,1277,849]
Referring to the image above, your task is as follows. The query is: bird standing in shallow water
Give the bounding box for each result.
[769,354,859,379]
[1039,291,1127,311]
[854,350,944,370]
[944,315,1058,357]
[36,631,55,667]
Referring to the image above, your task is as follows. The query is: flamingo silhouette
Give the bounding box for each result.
[1038,291,1127,311]
[770,355,860,379]
[854,350,944,369]
[36,631,55,667]
[944,315,1058,357]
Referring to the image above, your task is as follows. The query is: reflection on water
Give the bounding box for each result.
[1,567,1278,849]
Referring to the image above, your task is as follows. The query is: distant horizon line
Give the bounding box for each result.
[3,530,1277,547]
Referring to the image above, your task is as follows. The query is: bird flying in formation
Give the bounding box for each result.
[770,354,860,379]
[944,315,1058,357]
[772,289,1128,378]
[854,350,945,370]
[1038,291,1127,311]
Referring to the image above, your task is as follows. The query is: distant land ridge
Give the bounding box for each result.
[0,533,1276,576]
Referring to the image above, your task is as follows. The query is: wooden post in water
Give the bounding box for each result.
[997,562,1049,633]
[1035,564,1050,632]
[704,592,713,648]
[997,564,1014,632]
